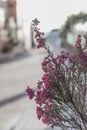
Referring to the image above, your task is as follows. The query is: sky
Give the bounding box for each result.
[17,0,87,32]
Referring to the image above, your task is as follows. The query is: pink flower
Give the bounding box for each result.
[42,74,50,88]
[35,98,42,106]
[51,58,56,64]
[57,57,64,64]
[76,35,81,44]
[75,35,82,49]
[76,38,81,44]
[36,107,43,120]
[32,18,40,25]
[26,86,34,100]
[42,117,48,124]
[37,81,42,89]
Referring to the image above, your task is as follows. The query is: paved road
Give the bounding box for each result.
[0,48,63,130]
[0,48,46,130]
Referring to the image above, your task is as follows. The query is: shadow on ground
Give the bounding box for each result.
[0,92,26,108]
[0,52,30,64]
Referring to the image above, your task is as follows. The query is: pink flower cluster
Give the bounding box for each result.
[32,18,45,48]
[26,19,87,130]
[26,87,34,99]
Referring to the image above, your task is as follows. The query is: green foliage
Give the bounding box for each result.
[60,12,87,37]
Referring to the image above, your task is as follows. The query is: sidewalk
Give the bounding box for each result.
[0,47,47,64]
[0,47,64,130]
[10,47,62,130]
[12,101,47,130]
[13,101,61,130]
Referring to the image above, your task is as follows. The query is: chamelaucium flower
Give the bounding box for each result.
[26,18,87,130]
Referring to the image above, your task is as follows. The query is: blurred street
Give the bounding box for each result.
[0,48,47,130]
[0,47,63,130]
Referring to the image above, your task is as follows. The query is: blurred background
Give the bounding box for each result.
[0,0,87,130]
